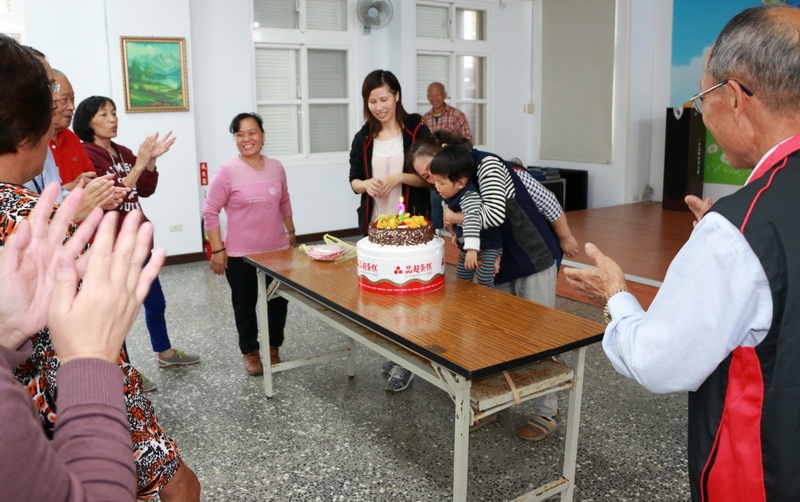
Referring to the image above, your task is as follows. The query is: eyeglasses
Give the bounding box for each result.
[49,81,61,95]
[689,79,754,114]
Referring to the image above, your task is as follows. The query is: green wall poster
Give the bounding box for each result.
[671,0,800,186]
[703,130,753,185]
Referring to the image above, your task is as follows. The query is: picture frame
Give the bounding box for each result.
[120,36,189,113]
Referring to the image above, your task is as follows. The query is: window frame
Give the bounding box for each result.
[252,0,355,160]
[415,0,492,146]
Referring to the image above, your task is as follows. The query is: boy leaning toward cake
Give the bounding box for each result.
[429,145,503,288]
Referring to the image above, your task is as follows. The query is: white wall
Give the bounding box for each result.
[516,0,674,209]
[21,0,203,256]
[17,0,674,256]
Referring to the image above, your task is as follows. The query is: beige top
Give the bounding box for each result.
[370,133,404,219]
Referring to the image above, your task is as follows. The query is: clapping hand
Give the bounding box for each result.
[150,131,176,159]
[49,209,164,363]
[0,184,100,349]
[563,243,627,305]
[74,174,115,221]
[136,131,176,169]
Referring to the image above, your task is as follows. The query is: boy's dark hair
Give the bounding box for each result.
[429,144,474,182]
[230,112,264,134]
[0,35,52,155]
[73,96,117,143]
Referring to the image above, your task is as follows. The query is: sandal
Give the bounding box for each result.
[469,412,498,432]
[516,411,561,441]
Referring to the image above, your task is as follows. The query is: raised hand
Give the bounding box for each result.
[63,171,97,192]
[563,242,627,305]
[0,184,103,350]
[48,210,164,363]
[74,174,116,221]
[136,134,157,167]
[102,186,131,210]
[150,131,176,159]
[685,195,713,228]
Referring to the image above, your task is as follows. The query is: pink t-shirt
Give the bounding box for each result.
[203,155,293,257]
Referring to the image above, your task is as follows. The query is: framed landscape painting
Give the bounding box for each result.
[121,37,189,113]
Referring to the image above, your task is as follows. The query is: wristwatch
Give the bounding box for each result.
[603,288,628,324]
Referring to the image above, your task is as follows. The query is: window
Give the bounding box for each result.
[416,2,489,145]
[0,0,23,41]
[252,0,351,157]
[254,0,347,31]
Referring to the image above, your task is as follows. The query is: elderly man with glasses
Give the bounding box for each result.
[564,5,800,501]
[21,47,68,204]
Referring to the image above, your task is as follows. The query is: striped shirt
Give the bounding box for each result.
[473,155,563,231]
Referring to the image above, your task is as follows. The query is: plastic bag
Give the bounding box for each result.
[299,234,357,262]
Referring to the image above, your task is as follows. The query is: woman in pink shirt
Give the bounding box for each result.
[203,113,296,376]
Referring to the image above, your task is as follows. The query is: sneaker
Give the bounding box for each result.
[381,360,396,375]
[386,365,414,392]
[139,372,157,393]
[243,351,264,376]
[157,349,201,368]
[516,411,562,442]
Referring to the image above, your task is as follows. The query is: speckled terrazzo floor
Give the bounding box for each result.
[125,261,690,501]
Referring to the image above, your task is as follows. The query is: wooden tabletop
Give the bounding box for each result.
[247,249,604,379]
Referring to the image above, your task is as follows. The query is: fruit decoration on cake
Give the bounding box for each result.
[356,197,445,294]
[368,213,435,247]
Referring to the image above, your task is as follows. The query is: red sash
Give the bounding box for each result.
[748,133,800,184]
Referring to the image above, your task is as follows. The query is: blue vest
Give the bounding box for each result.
[471,150,562,284]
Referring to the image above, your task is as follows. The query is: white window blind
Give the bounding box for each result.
[309,104,348,153]
[259,105,301,156]
[540,0,615,163]
[416,54,449,100]
[417,4,449,38]
[254,0,297,29]
[255,45,349,155]
[306,0,347,31]
[252,1,352,156]
[255,48,299,100]
[308,49,346,99]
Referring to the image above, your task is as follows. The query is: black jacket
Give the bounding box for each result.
[348,114,431,235]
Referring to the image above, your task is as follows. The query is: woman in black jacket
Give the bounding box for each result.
[349,69,431,236]
[348,69,430,393]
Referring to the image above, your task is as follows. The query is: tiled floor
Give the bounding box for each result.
[127,261,689,501]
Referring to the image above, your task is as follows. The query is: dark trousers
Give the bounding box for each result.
[225,256,288,354]
[142,272,172,353]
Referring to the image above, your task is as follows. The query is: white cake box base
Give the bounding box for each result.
[356,236,445,294]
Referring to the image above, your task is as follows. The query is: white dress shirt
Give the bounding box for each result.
[603,212,773,394]
[23,149,67,203]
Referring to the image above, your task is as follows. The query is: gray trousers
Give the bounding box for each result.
[496,263,559,417]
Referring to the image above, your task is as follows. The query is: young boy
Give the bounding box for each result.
[429,145,503,287]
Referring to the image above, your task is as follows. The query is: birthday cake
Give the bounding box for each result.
[356,213,445,294]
